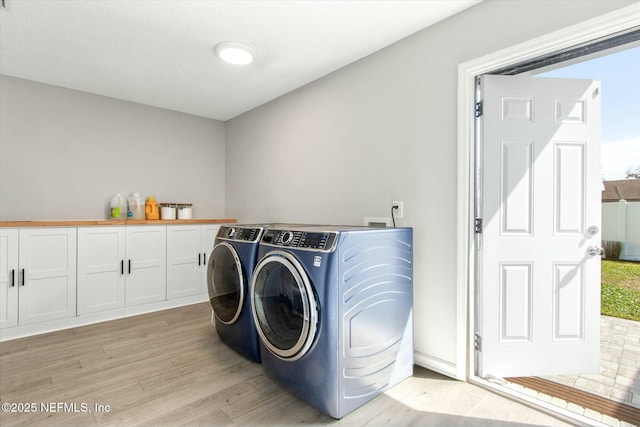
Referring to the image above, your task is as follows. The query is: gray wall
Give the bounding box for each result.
[0,0,633,376]
[225,0,636,374]
[0,75,226,220]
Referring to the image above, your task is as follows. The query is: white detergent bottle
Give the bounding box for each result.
[110,194,125,219]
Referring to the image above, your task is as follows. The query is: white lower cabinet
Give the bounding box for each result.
[20,228,77,325]
[167,224,220,299]
[0,228,77,328]
[78,225,167,312]
[77,227,126,315]
[0,229,19,328]
[200,224,221,293]
[2,222,222,335]
[125,226,167,306]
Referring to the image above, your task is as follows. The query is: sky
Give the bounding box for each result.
[537,45,640,180]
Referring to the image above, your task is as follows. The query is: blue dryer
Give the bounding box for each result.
[250,225,414,419]
[207,224,266,363]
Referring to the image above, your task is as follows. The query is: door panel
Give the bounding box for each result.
[553,262,584,340]
[125,226,166,306]
[0,229,18,328]
[499,263,532,343]
[501,141,533,235]
[167,225,201,299]
[200,225,220,293]
[478,75,601,378]
[554,142,586,234]
[77,227,126,315]
[18,228,76,325]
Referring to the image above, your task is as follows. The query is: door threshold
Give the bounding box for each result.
[506,376,640,427]
[469,375,619,427]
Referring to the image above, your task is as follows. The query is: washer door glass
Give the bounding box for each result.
[207,243,244,324]
[251,252,317,361]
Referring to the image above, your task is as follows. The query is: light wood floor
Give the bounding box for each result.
[0,302,572,426]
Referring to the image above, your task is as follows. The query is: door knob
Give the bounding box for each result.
[587,246,604,256]
[587,226,599,235]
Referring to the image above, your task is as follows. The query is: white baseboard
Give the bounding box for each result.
[414,350,462,380]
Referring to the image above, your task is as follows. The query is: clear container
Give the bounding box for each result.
[128,192,145,220]
[177,203,193,220]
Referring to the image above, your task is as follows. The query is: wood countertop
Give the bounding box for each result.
[0,218,237,227]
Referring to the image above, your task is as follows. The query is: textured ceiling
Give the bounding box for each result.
[0,0,480,120]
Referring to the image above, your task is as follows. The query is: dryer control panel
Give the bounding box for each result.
[217,226,263,242]
[261,229,337,252]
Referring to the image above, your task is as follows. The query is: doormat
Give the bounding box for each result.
[506,376,640,426]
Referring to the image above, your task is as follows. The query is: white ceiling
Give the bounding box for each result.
[0,0,480,121]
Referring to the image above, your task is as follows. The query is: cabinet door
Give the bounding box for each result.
[167,225,202,299]
[201,225,220,260]
[77,227,126,315]
[200,225,221,293]
[18,228,77,325]
[0,229,19,328]
[125,226,166,306]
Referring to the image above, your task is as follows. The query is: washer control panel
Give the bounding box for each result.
[217,225,263,242]
[261,229,337,252]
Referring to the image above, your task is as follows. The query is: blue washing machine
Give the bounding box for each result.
[250,225,414,418]
[207,224,266,363]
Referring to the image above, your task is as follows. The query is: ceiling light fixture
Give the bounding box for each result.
[214,42,255,65]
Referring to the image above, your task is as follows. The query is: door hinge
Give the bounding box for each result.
[474,333,482,351]
[474,218,483,234]
[475,101,483,117]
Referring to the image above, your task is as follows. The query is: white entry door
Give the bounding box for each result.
[477,75,601,378]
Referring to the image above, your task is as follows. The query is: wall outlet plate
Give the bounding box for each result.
[392,201,404,219]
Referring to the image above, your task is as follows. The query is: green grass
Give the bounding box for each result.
[601,260,640,321]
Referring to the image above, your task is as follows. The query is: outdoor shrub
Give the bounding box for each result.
[602,240,623,259]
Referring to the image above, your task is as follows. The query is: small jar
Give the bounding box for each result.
[177,203,193,220]
[160,203,177,220]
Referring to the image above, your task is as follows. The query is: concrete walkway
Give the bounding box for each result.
[545,315,640,409]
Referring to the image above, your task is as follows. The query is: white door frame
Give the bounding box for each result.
[455,3,640,383]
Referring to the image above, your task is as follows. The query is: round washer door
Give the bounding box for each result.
[207,242,245,325]
[251,251,318,361]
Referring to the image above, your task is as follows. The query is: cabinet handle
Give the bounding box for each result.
[21,268,25,286]
[203,253,206,265]
[10,269,15,287]
[198,253,201,266]
[128,260,131,274]
[121,260,124,275]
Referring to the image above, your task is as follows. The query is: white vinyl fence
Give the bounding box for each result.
[602,200,640,261]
